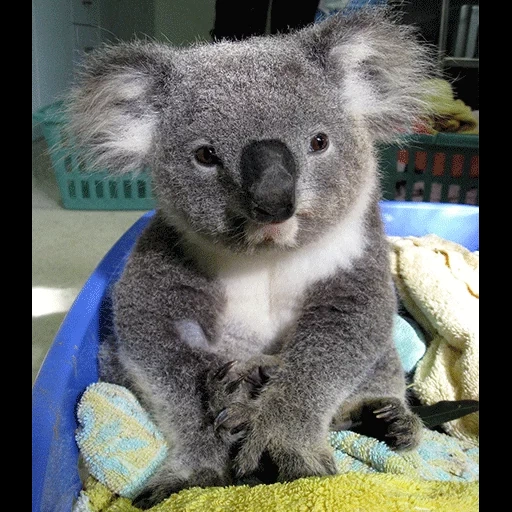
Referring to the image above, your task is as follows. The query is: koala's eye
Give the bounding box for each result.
[195,146,220,167]
[309,133,329,153]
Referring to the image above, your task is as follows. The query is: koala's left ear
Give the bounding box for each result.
[297,8,436,141]
[66,42,175,174]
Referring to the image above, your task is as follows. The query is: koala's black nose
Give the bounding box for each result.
[240,139,297,224]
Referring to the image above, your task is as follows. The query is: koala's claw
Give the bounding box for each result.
[373,403,396,418]
[213,409,229,431]
[207,356,281,447]
[213,360,238,380]
[206,361,245,415]
[213,402,251,439]
[352,397,422,452]
[213,407,248,436]
[244,367,271,396]
[225,375,246,394]
[207,356,279,415]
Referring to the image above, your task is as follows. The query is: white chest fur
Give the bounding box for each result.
[214,212,367,356]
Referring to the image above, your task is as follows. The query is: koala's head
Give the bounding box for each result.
[68,8,434,253]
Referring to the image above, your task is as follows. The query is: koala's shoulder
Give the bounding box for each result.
[118,213,207,287]
[131,213,184,260]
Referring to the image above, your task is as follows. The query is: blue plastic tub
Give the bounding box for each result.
[32,202,479,512]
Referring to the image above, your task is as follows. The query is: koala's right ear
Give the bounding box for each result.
[66,42,173,174]
[295,8,437,141]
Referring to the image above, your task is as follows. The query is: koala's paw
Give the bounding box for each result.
[133,469,229,509]
[206,360,241,415]
[207,356,280,444]
[133,487,169,510]
[235,433,338,484]
[353,397,423,451]
[217,390,337,483]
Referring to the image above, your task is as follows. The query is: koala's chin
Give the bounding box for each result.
[246,217,299,248]
[202,213,330,256]
[243,216,300,250]
[162,209,302,255]
[184,216,302,256]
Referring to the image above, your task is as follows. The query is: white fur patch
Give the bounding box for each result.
[112,73,147,100]
[335,40,377,118]
[174,319,209,350]
[89,72,147,109]
[70,71,155,173]
[104,115,154,156]
[221,210,366,346]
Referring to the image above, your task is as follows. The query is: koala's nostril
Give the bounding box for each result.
[253,205,273,219]
[251,202,295,223]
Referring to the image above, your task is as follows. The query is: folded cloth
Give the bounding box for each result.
[74,382,478,512]
[419,78,478,134]
[388,235,479,443]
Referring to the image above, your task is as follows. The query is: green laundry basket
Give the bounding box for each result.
[34,102,479,210]
[379,133,479,205]
[33,102,156,211]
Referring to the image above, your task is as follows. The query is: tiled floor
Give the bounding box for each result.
[32,138,146,384]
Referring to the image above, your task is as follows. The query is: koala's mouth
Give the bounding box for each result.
[244,216,299,248]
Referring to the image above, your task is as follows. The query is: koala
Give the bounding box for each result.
[67,8,434,508]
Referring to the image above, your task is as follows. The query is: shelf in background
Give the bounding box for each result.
[442,57,479,68]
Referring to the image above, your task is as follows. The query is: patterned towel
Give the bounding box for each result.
[74,382,478,511]
[75,382,168,499]
[330,429,478,481]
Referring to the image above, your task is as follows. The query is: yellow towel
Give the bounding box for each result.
[75,474,478,512]
[388,235,479,444]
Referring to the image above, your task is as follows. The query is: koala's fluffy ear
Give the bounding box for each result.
[298,8,436,141]
[66,42,172,174]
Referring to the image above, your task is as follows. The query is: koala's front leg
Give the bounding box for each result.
[208,354,336,486]
[212,351,341,482]
[224,379,339,482]
[224,245,410,482]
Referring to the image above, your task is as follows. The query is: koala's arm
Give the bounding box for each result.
[106,214,250,501]
[109,213,226,405]
[276,216,396,412]
[229,207,402,479]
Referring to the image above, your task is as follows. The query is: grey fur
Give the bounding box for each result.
[67,8,434,508]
